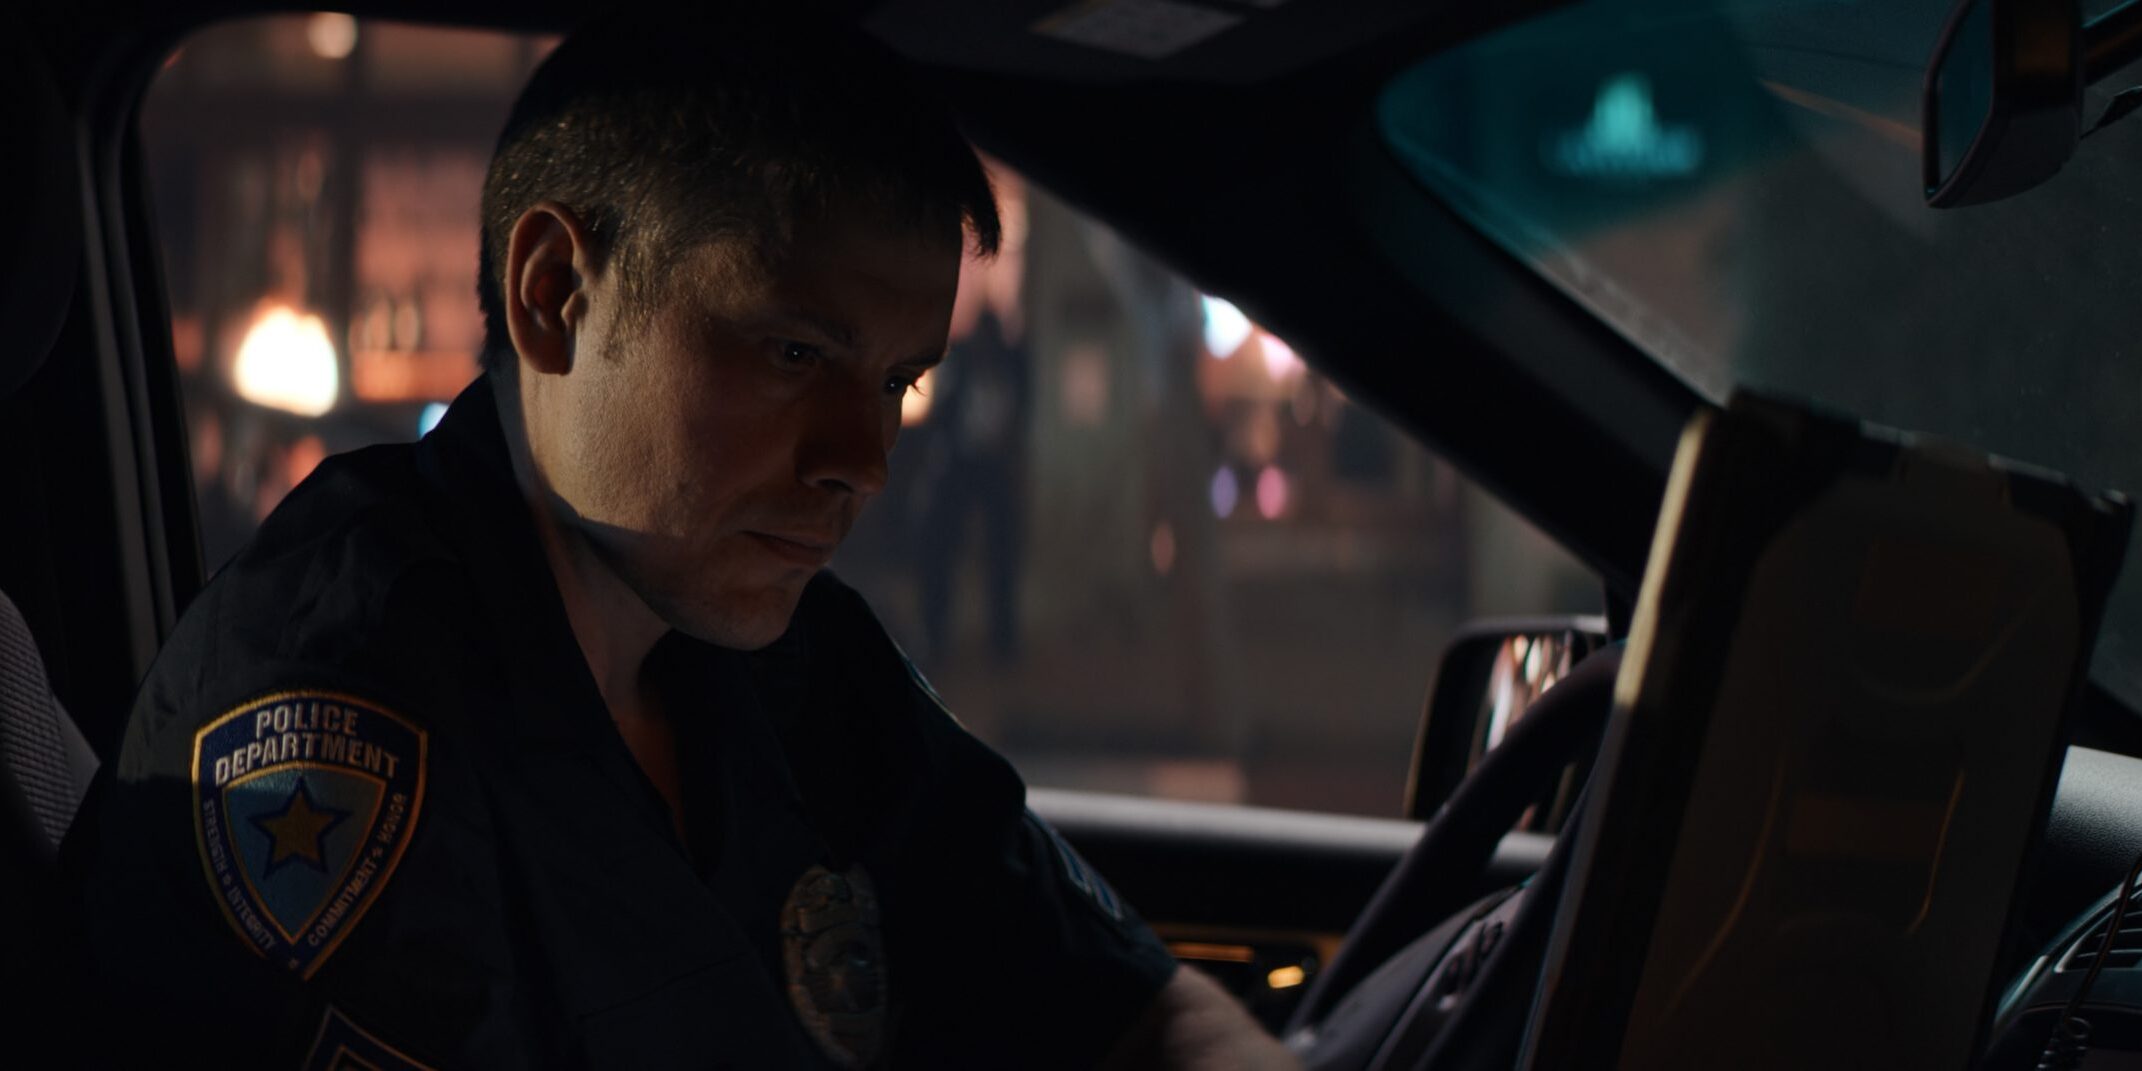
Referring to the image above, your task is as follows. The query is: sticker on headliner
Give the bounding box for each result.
[1034,0,1243,60]
[192,691,426,978]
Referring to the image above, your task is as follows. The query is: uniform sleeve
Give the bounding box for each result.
[885,723,1180,1069]
[70,562,542,1070]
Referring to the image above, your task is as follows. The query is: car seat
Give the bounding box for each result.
[0,587,98,874]
[0,24,98,978]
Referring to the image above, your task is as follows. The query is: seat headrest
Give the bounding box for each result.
[0,39,83,404]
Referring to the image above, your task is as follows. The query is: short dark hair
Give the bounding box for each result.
[476,10,1001,371]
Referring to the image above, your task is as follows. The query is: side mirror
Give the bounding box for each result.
[1405,617,1609,825]
[1924,0,2142,207]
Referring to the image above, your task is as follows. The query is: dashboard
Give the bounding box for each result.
[1984,747,2142,1068]
[1040,743,2142,1068]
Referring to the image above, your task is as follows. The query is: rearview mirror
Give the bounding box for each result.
[1924,0,2142,207]
[1405,618,1608,824]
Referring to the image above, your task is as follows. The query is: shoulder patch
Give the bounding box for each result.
[303,1006,438,1071]
[191,691,427,978]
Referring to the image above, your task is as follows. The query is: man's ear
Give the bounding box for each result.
[503,202,597,378]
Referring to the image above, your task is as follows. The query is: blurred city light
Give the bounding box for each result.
[1201,295,1253,360]
[1209,466,1239,518]
[307,14,359,60]
[1149,521,1177,576]
[900,368,935,427]
[1267,965,1307,990]
[1261,334,1303,382]
[1256,465,1290,520]
[418,402,448,436]
[1291,378,1318,426]
[1060,342,1111,426]
[234,305,339,417]
[286,436,328,489]
[393,299,422,350]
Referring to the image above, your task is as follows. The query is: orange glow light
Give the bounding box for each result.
[233,304,339,417]
[900,368,936,427]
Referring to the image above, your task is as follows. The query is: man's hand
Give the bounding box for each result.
[1101,965,1302,1071]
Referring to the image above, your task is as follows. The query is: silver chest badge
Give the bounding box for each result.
[781,864,888,1067]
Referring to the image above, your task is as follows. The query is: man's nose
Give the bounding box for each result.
[798,387,890,498]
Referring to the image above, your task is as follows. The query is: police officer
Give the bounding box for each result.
[73,11,1298,1070]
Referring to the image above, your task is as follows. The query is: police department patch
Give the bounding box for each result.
[191,691,426,978]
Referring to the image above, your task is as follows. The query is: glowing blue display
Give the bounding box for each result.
[1548,72,1704,179]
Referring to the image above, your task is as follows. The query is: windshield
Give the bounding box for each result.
[1382,0,2142,711]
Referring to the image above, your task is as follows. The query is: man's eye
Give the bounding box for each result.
[885,374,925,398]
[776,341,823,368]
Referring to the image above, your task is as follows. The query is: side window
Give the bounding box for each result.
[148,17,549,561]
[145,15,1599,820]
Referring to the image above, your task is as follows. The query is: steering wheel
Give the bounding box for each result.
[1284,645,1621,1071]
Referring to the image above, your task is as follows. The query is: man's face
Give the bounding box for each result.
[525,215,959,649]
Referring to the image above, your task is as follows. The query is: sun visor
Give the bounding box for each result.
[0,38,83,403]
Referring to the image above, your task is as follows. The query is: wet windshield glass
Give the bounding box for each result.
[1381,0,2142,709]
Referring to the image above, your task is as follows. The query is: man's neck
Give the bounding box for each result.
[527,507,672,712]
[494,374,691,844]
[493,382,670,714]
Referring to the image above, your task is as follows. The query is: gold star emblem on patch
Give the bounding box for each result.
[249,776,349,875]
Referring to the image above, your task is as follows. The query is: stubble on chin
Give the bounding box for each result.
[633,563,810,651]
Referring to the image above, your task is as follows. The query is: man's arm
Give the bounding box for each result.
[1102,966,1303,1071]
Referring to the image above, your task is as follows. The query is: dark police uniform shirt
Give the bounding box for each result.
[76,376,1177,1070]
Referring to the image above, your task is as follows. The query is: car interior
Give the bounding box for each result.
[13,0,2142,1067]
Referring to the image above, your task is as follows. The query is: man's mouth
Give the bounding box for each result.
[745,530,838,567]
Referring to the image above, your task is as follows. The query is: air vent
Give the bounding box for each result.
[2060,910,2142,972]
